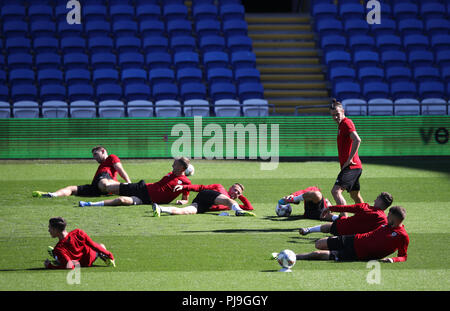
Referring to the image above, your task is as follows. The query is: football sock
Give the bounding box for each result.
[89,201,104,206]
[47,192,57,198]
[231,203,243,212]
[293,194,304,203]
[332,215,339,221]
[308,225,322,233]
[159,206,173,214]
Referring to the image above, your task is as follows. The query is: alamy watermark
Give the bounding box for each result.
[366,0,381,25]
[366,260,381,285]
[66,0,81,25]
[171,116,280,170]
[66,261,81,285]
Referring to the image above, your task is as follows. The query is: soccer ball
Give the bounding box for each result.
[185,164,195,176]
[275,202,292,217]
[277,249,296,270]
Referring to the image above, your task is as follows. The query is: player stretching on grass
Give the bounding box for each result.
[277,186,332,220]
[330,99,364,209]
[45,217,115,269]
[152,183,255,217]
[33,146,131,198]
[78,157,191,207]
[286,206,409,263]
[299,192,393,236]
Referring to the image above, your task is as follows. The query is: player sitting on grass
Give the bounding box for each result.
[278,186,332,220]
[45,217,115,269]
[277,206,409,263]
[78,157,191,207]
[299,192,393,236]
[33,146,131,198]
[152,183,255,217]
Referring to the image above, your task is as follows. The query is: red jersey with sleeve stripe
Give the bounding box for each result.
[331,203,387,235]
[354,224,409,262]
[92,154,121,183]
[46,229,114,269]
[291,186,321,197]
[337,118,362,169]
[146,172,191,204]
[183,184,254,211]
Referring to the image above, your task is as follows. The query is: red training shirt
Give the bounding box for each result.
[92,154,121,183]
[146,172,191,204]
[337,118,362,169]
[331,203,387,235]
[46,229,114,269]
[183,184,254,211]
[354,224,409,262]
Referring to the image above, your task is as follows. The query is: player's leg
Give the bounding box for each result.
[295,250,331,261]
[33,185,78,198]
[331,184,347,205]
[350,190,364,203]
[79,196,136,207]
[214,194,255,216]
[97,178,120,194]
[299,223,332,235]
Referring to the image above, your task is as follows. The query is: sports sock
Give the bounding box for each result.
[89,201,104,206]
[308,225,322,233]
[332,215,339,221]
[231,203,243,212]
[46,192,57,198]
[159,206,173,214]
[293,194,304,203]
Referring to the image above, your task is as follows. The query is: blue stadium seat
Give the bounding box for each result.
[333,81,361,100]
[152,83,179,101]
[339,3,365,20]
[124,83,152,101]
[343,19,369,36]
[5,37,31,53]
[177,67,203,84]
[394,98,420,116]
[113,20,139,37]
[358,67,384,83]
[362,81,390,100]
[420,2,446,20]
[419,81,445,99]
[143,36,169,53]
[65,69,91,85]
[64,53,90,69]
[121,68,148,86]
[136,4,161,21]
[203,51,229,70]
[146,52,172,69]
[42,100,69,118]
[109,4,135,22]
[320,35,347,51]
[30,19,56,38]
[93,69,120,86]
[390,81,417,100]
[1,4,26,22]
[3,20,28,38]
[0,85,9,104]
[368,98,394,116]
[199,35,226,52]
[230,51,256,69]
[57,20,83,38]
[33,36,58,54]
[13,100,40,118]
[414,67,441,82]
[140,20,165,37]
[192,3,218,21]
[85,20,111,38]
[375,34,402,52]
[28,4,54,22]
[60,37,86,54]
[96,83,123,101]
[223,19,248,37]
[370,18,396,35]
[173,51,200,69]
[37,69,64,86]
[311,3,338,20]
[238,82,264,101]
[425,19,450,36]
[68,84,95,102]
[393,2,418,20]
[234,67,261,84]
[180,82,207,101]
[91,52,117,69]
[88,36,114,54]
[219,3,245,21]
[35,53,61,70]
[170,35,197,52]
[403,34,429,52]
[40,84,66,102]
[385,66,412,83]
[324,50,352,69]
[167,19,192,37]
[353,50,379,69]
[380,50,407,68]
[149,68,175,85]
[11,84,38,102]
[116,36,142,53]
[9,69,35,85]
[210,82,237,101]
[398,18,423,35]
[226,35,253,52]
[431,34,450,52]
[207,67,233,84]
[195,19,221,37]
[408,50,434,68]
[118,52,145,69]
[316,18,343,36]
[348,34,375,52]
[441,66,450,83]
[163,3,188,21]
[82,4,108,21]
[328,67,356,83]
[7,53,33,69]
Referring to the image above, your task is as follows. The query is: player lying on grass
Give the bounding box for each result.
[276,206,409,263]
[152,183,255,217]
[299,192,393,236]
[277,186,333,220]
[45,217,115,269]
[33,146,131,198]
[78,157,191,207]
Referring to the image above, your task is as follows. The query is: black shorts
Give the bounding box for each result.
[119,180,152,204]
[327,235,358,262]
[329,219,340,236]
[303,197,326,220]
[335,167,362,192]
[192,190,222,214]
[77,172,113,197]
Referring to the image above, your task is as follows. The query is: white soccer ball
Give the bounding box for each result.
[277,249,296,270]
[185,164,195,176]
[275,202,292,217]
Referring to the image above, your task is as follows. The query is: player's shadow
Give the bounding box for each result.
[264,215,306,222]
[183,228,300,234]
[0,267,47,272]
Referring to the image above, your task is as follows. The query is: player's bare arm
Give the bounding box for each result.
[114,162,132,183]
[342,131,362,169]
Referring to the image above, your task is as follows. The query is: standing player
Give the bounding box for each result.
[299,192,393,236]
[277,186,332,220]
[152,182,255,217]
[329,99,364,208]
[32,146,132,198]
[45,217,115,269]
[78,157,191,206]
[289,206,409,263]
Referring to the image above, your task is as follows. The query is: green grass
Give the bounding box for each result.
[0,159,449,291]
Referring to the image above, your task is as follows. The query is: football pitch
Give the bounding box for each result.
[0,158,449,291]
